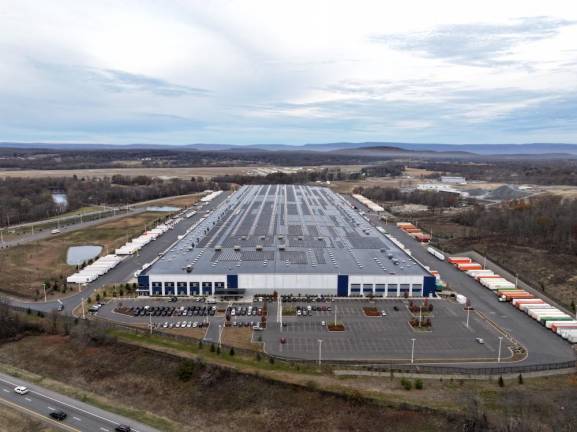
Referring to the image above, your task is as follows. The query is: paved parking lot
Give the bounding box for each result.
[264,299,512,362]
[97,296,513,363]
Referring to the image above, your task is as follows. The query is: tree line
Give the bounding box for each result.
[353,186,460,209]
[412,160,577,186]
[0,176,219,227]
[453,195,577,253]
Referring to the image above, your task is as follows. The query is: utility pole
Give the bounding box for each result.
[410,338,416,364]
[515,273,518,289]
[149,312,153,335]
[81,297,86,320]
[466,307,470,328]
[43,283,47,303]
[419,306,423,327]
[317,339,323,366]
[497,336,503,363]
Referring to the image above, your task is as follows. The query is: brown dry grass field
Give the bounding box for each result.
[0,164,368,180]
[221,327,261,351]
[139,193,202,208]
[0,212,164,300]
[0,335,461,432]
[0,402,56,432]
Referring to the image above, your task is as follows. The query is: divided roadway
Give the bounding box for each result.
[0,372,159,432]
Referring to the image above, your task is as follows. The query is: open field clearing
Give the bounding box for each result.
[0,335,459,432]
[0,402,56,432]
[0,212,165,299]
[0,164,368,180]
[135,193,202,208]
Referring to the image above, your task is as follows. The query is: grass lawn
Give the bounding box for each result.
[0,212,165,300]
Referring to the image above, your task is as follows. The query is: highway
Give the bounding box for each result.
[8,192,230,314]
[0,372,159,432]
[345,195,576,367]
[0,208,144,250]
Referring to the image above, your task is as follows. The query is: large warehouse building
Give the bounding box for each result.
[138,185,436,297]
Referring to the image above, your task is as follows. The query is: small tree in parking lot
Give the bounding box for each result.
[518,374,524,385]
[229,347,235,356]
[216,346,221,355]
[498,376,505,387]
[210,344,215,353]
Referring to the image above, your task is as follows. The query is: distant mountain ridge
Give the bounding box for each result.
[1,141,577,156]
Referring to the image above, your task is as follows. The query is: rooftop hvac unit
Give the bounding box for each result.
[215,245,222,251]
[256,245,263,251]
[234,245,240,251]
[317,237,323,241]
[278,245,286,250]
[260,235,265,240]
[298,236,303,240]
[278,235,284,240]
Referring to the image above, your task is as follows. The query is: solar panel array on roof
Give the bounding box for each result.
[145,184,429,277]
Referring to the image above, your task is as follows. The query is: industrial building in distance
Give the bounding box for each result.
[138,185,436,297]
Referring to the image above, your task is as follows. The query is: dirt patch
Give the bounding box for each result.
[222,327,261,352]
[0,212,164,299]
[0,402,55,432]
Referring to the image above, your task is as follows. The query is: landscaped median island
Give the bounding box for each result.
[362,306,381,317]
[327,322,345,331]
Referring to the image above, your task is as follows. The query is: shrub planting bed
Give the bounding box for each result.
[327,323,345,332]
[362,307,380,317]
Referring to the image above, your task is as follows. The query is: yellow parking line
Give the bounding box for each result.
[0,397,81,432]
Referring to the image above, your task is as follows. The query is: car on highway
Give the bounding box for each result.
[49,410,67,421]
[115,425,132,432]
[14,386,29,395]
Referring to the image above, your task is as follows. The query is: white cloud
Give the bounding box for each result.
[1,0,577,144]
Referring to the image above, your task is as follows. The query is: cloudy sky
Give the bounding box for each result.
[1,1,577,145]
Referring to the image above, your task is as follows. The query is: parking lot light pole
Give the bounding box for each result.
[466,307,470,328]
[149,312,153,335]
[334,303,337,326]
[317,339,323,366]
[43,283,47,303]
[81,297,86,320]
[218,324,223,350]
[497,336,503,363]
[410,338,416,364]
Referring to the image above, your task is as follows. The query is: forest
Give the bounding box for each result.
[0,147,383,170]
[354,185,460,209]
[453,195,577,254]
[413,159,577,186]
[0,176,219,227]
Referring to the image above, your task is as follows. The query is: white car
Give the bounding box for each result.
[193,322,198,328]
[381,311,387,316]
[321,321,326,326]
[175,322,181,328]
[14,386,29,395]
[186,321,192,328]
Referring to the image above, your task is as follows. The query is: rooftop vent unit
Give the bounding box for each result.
[186,265,193,273]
